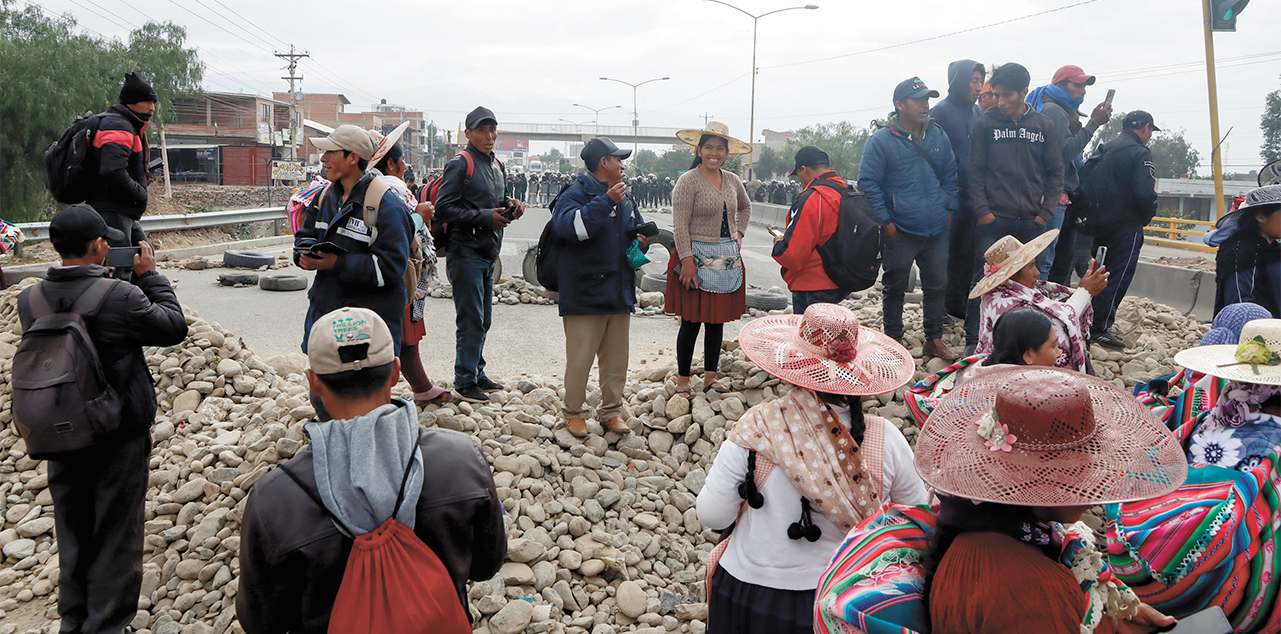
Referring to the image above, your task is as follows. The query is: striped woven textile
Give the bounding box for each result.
[905,355,984,429]
[1105,450,1281,633]
[814,504,935,634]
[1133,370,1227,432]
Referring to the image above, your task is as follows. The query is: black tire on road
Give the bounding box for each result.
[259,273,308,292]
[639,274,667,294]
[218,272,259,286]
[522,248,541,287]
[746,290,789,311]
[654,229,676,252]
[223,250,275,269]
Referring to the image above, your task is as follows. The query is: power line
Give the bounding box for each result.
[66,0,134,31]
[161,0,273,55]
[26,2,107,38]
[204,0,289,49]
[189,0,279,52]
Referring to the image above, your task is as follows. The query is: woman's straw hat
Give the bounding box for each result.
[675,121,752,155]
[968,230,1060,299]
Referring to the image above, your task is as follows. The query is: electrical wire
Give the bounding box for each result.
[161,0,273,55]
[65,0,133,31]
[204,0,289,49]
[26,1,107,38]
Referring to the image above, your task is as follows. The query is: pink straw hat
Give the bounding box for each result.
[914,366,1187,506]
[738,303,915,396]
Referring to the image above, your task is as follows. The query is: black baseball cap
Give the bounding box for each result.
[581,137,631,167]
[893,77,940,104]
[1122,110,1161,132]
[789,145,831,176]
[49,205,125,252]
[465,106,498,130]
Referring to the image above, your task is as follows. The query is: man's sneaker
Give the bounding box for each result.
[1092,330,1126,350]
[477,377,505,392]
[964,343,977,357]
[456,386,489,403]
[923,338,959,361]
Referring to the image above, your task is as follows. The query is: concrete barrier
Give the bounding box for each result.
[1,235,295,286]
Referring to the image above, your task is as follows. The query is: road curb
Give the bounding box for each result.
[2,235,295,284]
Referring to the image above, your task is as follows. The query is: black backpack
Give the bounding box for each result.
[45,111,111,205]
[13,279,122,459]
[534,183,575,291]
[783,177,883,292]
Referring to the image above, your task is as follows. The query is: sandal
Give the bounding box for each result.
[703,380,731,394]
[414,386,454,406]
[674,388,695,400]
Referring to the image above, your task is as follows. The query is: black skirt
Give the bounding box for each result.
[708,566,816,634]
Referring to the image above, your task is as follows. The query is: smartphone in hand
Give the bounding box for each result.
[105,247,141,268]
[1095,245,1108,268]
[1105,89,1116,104]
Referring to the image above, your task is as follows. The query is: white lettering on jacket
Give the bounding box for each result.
[992,127,1045,143]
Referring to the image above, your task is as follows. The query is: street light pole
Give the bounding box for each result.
[704,1,818,180]
[601,76,670,174]
[573,103,622,136]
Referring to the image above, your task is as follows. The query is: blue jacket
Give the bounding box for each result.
[930,59,983,190]
[857,116,959,238]
[294,172,414,354]
[551,172,646,316]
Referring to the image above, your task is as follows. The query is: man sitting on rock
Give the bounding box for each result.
[237,307,505,633]
[551,137,648,438]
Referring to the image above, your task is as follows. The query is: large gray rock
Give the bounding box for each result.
[490,599,534,634]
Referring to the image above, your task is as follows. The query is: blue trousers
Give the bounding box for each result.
[792,287,848,315]
[882,230,949,341]
[965,216,1047,346]
[1038,204,1067,279]
[945,191,977,318]
[1090,227,1144,336]
[447,254,494,390]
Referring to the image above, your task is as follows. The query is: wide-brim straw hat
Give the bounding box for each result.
[738,303,915,396]
[675,121,752,155]
[914,366,1187,506]
[1175,319,1281,386]
[368,121,412,169]
[968,230,1060,299]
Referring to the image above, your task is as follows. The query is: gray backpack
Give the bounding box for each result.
[13,279,121,458]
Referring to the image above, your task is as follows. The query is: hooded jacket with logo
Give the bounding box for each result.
[86,104,150,221]
[435,143,509,262]
[857,115,958,238]
[772,171,845,291]
[969,105,1065,222]
[930,59,984,189]
[293,172,413,354]
[551,172,646,316]
[1040,95,1099,194]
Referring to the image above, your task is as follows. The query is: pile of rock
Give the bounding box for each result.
[429,277,557,306]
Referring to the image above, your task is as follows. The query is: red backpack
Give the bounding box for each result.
[281,453,470,634]
[422,151,504,252]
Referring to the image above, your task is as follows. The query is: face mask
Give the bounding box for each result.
[134,111,153,122]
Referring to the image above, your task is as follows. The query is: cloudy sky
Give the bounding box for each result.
[33,0,1280,173]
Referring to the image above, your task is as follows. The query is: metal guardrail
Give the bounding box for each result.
[1145,215,1217,253]
[16,206,288,243]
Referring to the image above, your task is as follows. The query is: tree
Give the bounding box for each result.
[635,149,657,174]
[784,121,873,181]
[754,146,787,180]
[544,147,564,163]
[723,154,743,176]
[651,148,693,180]
[559,158,573,173]
[1090,116,1200,179]
[0,3,203,221]
[1263,82,1281,164]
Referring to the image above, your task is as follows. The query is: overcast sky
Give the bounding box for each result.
[34,0,1280,174]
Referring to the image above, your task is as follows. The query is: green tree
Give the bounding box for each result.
[635,149,657,174]
[784,121,872,181]
[0,3,203,221]
[559,158,573,173]
[723,154,744,176]
[1263,82,1281,164]
[1090,117,1200,179]
[754,146,787,180]
[651,148,693,179]
[544,147,564,163]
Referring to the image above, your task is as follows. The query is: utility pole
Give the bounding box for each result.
[700,111,715,126]
[275,45,310,162]
[1201,0,1226,219]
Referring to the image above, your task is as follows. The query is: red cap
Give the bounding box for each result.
[1052,65,1096,86]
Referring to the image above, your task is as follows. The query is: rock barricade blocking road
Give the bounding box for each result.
[0,276,1208,634]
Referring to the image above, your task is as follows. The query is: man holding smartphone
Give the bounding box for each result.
[550,137,647,438]
[436,107,524,403]
[772,146,850,314]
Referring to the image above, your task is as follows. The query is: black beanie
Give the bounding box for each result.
[119,72,157,105]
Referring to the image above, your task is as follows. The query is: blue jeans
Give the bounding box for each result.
[1090,227,1144,336]
[446,254,494,391]
[945,192,976,318]
[882,230,949,341]
[1038,204,1067,280]
[965,216,1047,345]
[792,288,848,315]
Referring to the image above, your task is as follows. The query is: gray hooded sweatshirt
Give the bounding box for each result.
[305,399,424,535]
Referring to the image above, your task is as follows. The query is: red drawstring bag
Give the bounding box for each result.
[282,452,471,634]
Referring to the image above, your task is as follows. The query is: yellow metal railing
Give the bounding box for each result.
[1145,216,1217,253]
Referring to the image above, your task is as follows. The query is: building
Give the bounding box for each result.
[162,91,295,186]
[282,93,430,177]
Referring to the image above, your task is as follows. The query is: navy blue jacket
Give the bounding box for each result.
[435,143,508,262]
[858,117,959,238]
[294,172,413,354]
[930,59,983,190]
[551,172,646,316]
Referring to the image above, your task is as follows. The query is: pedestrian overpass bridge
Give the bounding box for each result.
[497,123,685,146]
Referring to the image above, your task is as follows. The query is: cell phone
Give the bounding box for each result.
[105,247,140,268]
[768,227,784,238]
[1094,245,1107,268]
[1105,89,1116,104]
[627,222,659,239]
[294,241,347,257]
[1154,607,1231,634]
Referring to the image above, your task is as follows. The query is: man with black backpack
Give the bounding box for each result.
[15,205,187,634]
[773,146,850,314]
[859,77,960,361]
[238,307,505,634]
[89,73,157,249]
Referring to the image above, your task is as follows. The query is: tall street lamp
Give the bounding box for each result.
[705,0,818,180]
[600,76,670,171]
[573,103,622,136]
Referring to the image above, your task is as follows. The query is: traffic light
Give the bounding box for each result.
[1210,0,1249,31]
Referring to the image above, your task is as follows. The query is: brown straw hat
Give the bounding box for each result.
[368,121,412,169]
[675,121,752,155]
[914,366,1187,506]
[1175,319,1281,386]
[967,230,1060,299]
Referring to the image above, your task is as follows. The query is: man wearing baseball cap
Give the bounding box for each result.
[1074,110,1161,349]
[1027,65,1113,282]
[771,146,850,314]
[548,137,648,438]
[17,204,187,634]
[238,307,505,632]
[295,124,414,420]
[858,77,960,360]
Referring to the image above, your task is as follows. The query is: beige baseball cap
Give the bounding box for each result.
[309,124,376,161]
[307,307,395,375]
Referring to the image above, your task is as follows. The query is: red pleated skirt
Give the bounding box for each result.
[402,303,426,346]
[664,248,747,324]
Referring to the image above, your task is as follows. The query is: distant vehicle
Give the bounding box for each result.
[528,160,544,174]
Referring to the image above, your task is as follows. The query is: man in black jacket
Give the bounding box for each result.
[1080,111,1161,349]
[237,307,505,634]
[435,107,524,403]
[87,73,156,249]
[17,205,187,634]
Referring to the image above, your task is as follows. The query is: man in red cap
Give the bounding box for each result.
[1027,65,1113,282]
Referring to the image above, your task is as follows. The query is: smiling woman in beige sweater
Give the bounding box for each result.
[664,122,753,398]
